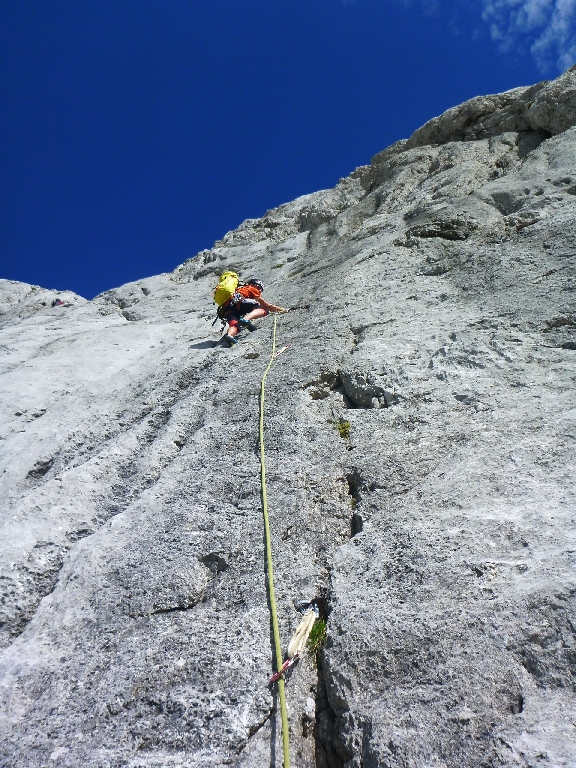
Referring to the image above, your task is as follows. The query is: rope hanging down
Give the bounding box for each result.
[259,314,290,768]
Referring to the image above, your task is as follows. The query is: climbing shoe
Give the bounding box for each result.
[223,334,238,347]
[238,318,257,332]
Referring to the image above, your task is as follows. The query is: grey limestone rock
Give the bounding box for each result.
[1,67,576,767]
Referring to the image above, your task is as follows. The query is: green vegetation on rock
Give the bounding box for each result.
[334,420,351,439]
[307,619,327,664]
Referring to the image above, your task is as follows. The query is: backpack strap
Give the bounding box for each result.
[213,293,239,325]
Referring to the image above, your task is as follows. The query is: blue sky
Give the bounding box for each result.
[1,0,575,298]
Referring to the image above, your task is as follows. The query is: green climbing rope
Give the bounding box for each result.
[259,314,290,768]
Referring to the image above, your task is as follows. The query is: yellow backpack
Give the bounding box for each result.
[213,271,239,306]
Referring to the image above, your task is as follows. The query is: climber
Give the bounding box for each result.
[222,279,288,347]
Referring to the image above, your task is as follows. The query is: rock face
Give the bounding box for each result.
[1,67,576,768]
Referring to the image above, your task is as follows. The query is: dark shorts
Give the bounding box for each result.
[223,299,268,327]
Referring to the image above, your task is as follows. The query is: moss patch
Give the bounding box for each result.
[334,420,351,439]
[307,619,327,664]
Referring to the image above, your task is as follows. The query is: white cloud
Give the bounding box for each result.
[480,0,576,72]
[389,0,576,72]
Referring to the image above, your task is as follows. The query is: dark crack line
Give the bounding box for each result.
[234,709,275,755]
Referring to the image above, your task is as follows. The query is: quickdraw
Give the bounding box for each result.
[269,655,299,684]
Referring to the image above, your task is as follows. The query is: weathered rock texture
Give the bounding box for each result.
[1,66,576,768]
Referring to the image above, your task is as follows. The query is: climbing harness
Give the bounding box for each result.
[259,315,291,768]
[211,296,238,328]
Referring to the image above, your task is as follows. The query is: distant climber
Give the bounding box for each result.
[51,298,66,307]
[221,279,288,346]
